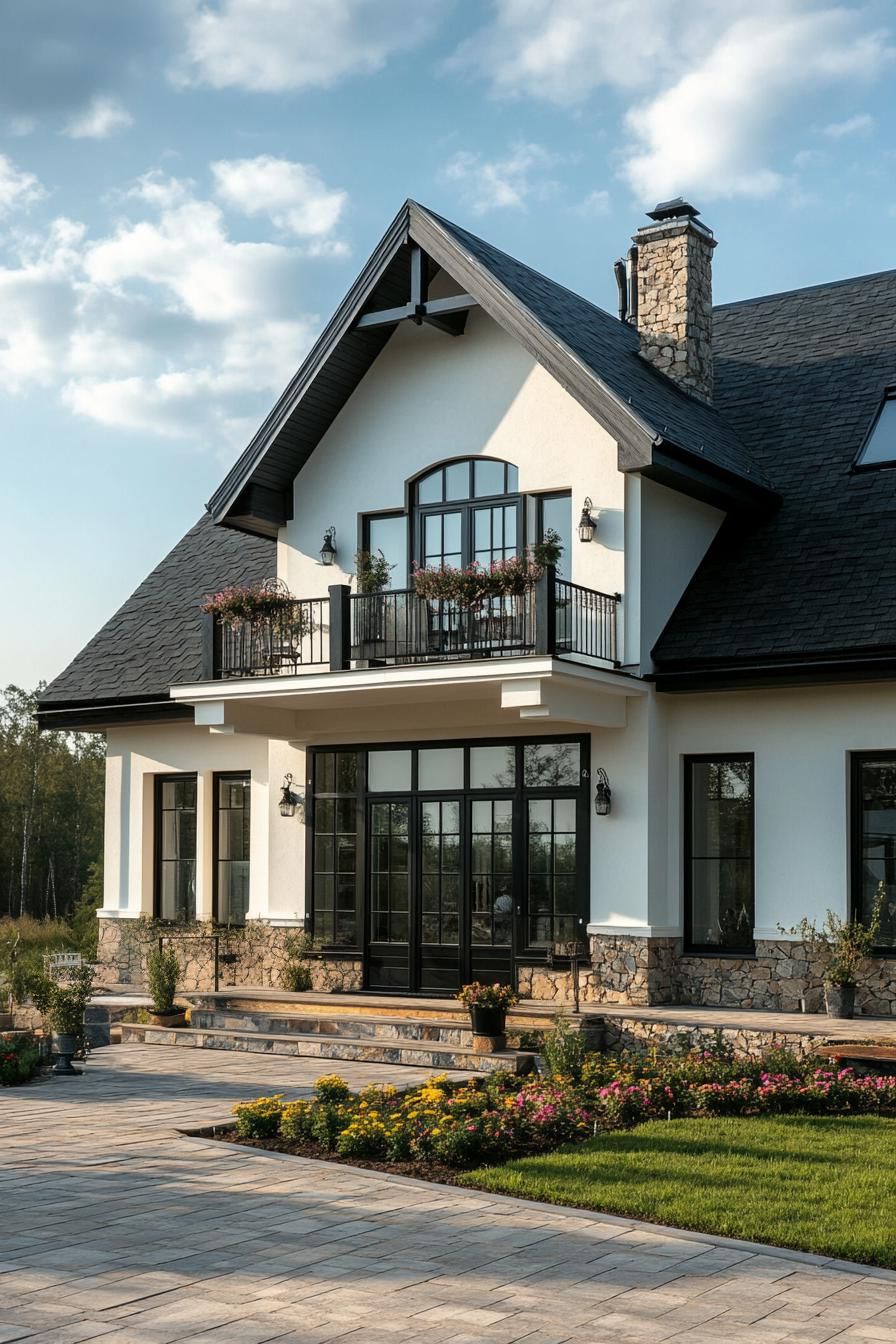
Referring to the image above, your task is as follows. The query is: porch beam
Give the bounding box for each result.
[355,303,414,329]
[501,678,627,728]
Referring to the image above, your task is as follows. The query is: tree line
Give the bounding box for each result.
[0,685,104,921]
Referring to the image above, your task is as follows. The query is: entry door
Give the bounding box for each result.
[418,798,463,993]
[367,798,411,991]
[469,797,515,986]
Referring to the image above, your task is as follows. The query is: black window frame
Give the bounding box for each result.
[153,772,198,924]
[359,509,408,590]
[850,750,896,957]
[411,456,522,574]
[683,753,755,956]
[852,388,896,472]
[212,771,251,926]
[535,490,573,578]
[306,736,590,963]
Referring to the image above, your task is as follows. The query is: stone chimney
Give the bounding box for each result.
[632,198,716,403]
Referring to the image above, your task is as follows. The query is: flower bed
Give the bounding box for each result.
[0,1032,40,1086]
[222,1044,896,1174]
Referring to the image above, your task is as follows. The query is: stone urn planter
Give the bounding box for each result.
[51,1032,82,1075]
[824,983,856,1019]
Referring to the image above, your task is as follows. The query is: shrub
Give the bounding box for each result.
[30,964,94,1051]
[315,1074,351,1103]
[0,1032,40,1086]
[280,1100,313,1142]
[540,1016,590,1083]
[282,962,313,992]
[232,1094,284,1139]
[146,945,179,1013]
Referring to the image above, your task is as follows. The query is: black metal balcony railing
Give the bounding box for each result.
[207,568,619,679]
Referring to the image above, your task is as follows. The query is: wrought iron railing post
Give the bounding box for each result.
[329,584,351,671]
[534,565,557,655]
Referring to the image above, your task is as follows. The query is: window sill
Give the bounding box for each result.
[682,947,756,960]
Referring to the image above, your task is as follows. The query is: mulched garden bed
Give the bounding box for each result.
[209,1127,468,1185]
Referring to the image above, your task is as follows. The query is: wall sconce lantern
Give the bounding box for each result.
[593,768,612,816]
[578,497,597,543]
[278,773,304,820]
[319,526,337,566]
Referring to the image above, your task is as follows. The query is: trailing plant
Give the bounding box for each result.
[456,982,519,1011]
[146,944,179,1013]
[412,557,541,605]
[780,886,883,987]
[354,548,395,594]
[529,528,564,570]
[201,582,299,628]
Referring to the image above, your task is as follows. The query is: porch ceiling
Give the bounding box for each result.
[170,656,645,741]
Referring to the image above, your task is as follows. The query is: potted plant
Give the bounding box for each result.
[30,965,94,1075]
[457,981,519,1036]
[780,887,883,1019]
[530,528,564,571]
[146,945,185,1026]
[354,549,395,595]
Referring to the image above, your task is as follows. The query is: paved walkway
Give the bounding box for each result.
[3,1046,896,1344]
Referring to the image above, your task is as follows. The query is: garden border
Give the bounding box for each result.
[175,1128,896,1282]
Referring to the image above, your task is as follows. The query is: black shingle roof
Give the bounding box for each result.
[427,209,771,490]
[38,515,274,710]
[652,268,896,673]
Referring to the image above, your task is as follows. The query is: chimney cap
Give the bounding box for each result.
[647,198,700,222]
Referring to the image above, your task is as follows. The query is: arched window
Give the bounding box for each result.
[413,458,520,572]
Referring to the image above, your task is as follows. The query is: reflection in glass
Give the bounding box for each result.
[856,758,896,947]
[527,797,578,948]
[470,745,516,788]
[368,750,413,792]
[687,758,754,950]
[157,776,196,922]
[524,742,580,787]
[216,775,250,924]
[418,747,464,791]
[370,801,411,944]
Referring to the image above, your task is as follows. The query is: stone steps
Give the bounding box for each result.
[189,1008,474,1046]
[118,1022,534,1074]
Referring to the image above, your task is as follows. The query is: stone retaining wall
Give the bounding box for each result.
[599,1015,830,1059]
[96,919,362,995]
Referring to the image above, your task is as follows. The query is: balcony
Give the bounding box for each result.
[205,569,619,681]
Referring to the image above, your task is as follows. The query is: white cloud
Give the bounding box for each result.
[441,142,558,214]
[451,1,894,202]
[824,112,874,137]
[0,155,46,214]
[212,155,348,250]
[573,189,611,217]
[64,95,133,139]
[177,0,441,91]
[0,166,326,448]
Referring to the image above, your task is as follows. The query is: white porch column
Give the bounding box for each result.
[195,771,214,921]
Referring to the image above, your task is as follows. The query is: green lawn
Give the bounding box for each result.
[459,1115,896,1268]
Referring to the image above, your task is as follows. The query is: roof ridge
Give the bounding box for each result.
[715,266,896,313]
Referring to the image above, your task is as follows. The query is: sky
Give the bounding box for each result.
[1,0,894,690]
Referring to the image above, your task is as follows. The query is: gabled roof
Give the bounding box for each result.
[36,515,274,728]
[652,267,896,686]
[208,200,773,537]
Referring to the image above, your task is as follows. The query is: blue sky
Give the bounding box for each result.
[2,0,894,689]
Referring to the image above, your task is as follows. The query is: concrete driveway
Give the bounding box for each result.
[2,1043,896,1343]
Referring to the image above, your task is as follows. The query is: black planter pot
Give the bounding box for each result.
[824,983,856,1019]
[470,1004,506,1036]
[51,1032,82,1076]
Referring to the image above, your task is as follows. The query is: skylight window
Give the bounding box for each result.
[855,392,896,469]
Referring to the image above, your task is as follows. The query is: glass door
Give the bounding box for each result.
[367,798,411,990]
[469,797,515,986]
[418,798,463,992]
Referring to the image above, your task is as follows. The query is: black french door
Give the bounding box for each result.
[310,739,589,996]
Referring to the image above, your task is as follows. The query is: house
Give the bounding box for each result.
[37,198,896,1015]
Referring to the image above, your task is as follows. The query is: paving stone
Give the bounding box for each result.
[2,1044,896,1344]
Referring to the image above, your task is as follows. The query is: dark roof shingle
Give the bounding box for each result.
[653,268,896,670]
[38,515,274,708]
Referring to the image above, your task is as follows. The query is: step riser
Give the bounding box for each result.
[189,995,560,1033]
[119,1022,522,1073]
[190,1009,471,1045]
